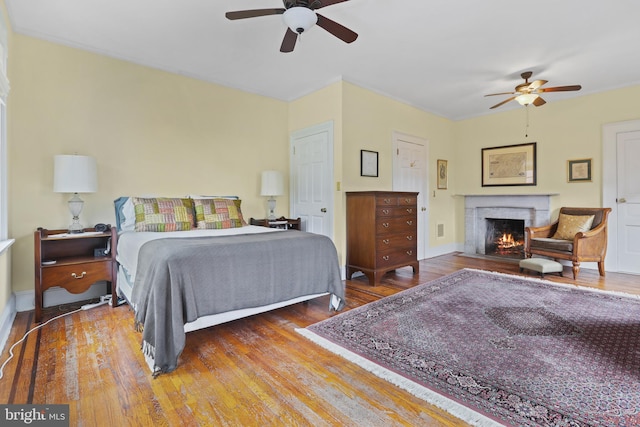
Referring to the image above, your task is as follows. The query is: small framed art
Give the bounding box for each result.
[437,159,448,189]
[567,158,592,182]
[361,150,378,177]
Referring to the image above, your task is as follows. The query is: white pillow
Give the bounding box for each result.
[121,197,136,232]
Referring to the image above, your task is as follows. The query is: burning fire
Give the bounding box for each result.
[497,233,521,249]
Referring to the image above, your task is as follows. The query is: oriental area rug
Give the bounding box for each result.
[297,269,640,427]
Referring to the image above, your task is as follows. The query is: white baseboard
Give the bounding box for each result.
[0,293,17,356]
[15,282,108,313]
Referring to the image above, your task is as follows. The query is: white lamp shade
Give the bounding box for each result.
[260,170,284,196]
[282,7,317,34]
[53,155,98,193]
[516,93,539,106]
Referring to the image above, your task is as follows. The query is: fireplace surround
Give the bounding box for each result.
[464,194,554,257]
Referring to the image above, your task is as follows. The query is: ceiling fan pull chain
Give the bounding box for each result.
[525,105,530,138]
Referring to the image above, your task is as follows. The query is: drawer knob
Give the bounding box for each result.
[406,250,413,255]
[382,222,390,228]
[382,209,390,215]
[71,272,87,279]
[404,198,411,204]
[383,255,390,261]
[383,198,392,204]
[382,239,390,245]
[406,208,413,213]
[406,236,413,241]
[406,220,413,225]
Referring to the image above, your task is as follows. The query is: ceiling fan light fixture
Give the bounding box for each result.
[283,6,317,34]
[516,93,539,106]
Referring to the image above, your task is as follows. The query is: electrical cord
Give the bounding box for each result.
[0,299,109,380]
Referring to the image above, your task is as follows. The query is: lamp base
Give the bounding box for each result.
[267,196,277,221]
[67,193,85,234]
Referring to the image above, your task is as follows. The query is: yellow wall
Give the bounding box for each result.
[8,34,289,293]
[453,86,640,234]
[342,83,457,249]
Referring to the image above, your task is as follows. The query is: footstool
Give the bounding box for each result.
[519,258,563,278]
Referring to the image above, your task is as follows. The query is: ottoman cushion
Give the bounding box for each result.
[519,258,563,276]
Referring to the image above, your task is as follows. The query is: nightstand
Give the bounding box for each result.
[34,226,118,323]
[249,217,301,230]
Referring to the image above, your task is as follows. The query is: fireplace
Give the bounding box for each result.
[464,194,554,257]
[485,218,525,258]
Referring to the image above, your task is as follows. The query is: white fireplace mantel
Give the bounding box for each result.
[463,194,557,255]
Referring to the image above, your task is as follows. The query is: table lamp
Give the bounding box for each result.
[260,170,283,220]
[53,154,97,233]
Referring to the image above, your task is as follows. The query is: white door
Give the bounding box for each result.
[290,121,334,238]
[616,130,640,274]
[392,132,429,259]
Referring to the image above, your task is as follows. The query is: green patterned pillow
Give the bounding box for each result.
[552,213,595,240]
[193,198,246,229]
[133,197,194,232]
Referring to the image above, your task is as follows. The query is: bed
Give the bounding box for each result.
[114,196,345,376]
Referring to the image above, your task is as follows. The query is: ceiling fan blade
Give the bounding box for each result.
[313,0,350,9]
[485,91,516,97]
[280,28,298,53]
[538,85,582,93]
[527,79,548,91]
[533,96,546,107]
[225,8,285,20]
[490,96,516,109]
[316,14,358,43]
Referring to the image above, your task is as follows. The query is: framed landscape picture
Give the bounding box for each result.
[482,142,537,187]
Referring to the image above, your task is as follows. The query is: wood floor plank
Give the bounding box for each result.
[1,253,638,426]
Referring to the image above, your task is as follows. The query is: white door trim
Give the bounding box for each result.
[289,120,334,239]
[602,118,640,272]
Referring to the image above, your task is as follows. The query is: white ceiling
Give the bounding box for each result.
[6,0,640,120]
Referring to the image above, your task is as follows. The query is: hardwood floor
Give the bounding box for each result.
[2,253,638,426]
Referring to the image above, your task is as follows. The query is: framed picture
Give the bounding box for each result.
[482,142,537,187]
[567,158,592,182]
[437,159,448,189]
[361,150,378,177]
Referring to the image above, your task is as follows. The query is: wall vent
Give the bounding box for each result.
[437,223,445,238]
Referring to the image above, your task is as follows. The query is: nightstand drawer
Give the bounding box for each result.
[41,261,111,293]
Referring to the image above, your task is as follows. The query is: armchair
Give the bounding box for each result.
[525,207,612,279]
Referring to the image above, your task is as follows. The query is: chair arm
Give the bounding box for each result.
[525,222,557,239]
[573,221,609,257]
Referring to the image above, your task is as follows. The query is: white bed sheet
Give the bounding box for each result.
[116,225,281,282]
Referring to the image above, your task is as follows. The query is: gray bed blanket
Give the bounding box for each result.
[131,230,344,376]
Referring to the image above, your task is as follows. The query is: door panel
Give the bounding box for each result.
[290,122,333,238]
[616,130,640,273]
[392,132,428,259]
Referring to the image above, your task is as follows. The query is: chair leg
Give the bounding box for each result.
[598,261,606,276]
[572,262,580,279]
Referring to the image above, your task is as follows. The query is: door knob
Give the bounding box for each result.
[618,198,627,203]
[321,208,327,213]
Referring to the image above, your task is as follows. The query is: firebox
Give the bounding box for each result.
[485,218,525,259]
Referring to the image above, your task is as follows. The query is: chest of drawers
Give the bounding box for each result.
[346,191,419,286]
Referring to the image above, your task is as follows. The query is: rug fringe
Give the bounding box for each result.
[295,328,503,427]
[463,267,640,300]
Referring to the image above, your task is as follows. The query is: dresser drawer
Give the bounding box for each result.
[377,247,417,268]
[376,195,417,207]
[376,234,416,251]
[42,261,112,293]
[376,206,417,218]
[376,217,416,234]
